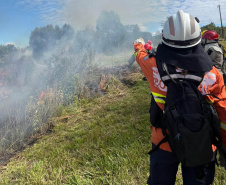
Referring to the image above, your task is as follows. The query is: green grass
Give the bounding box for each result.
[0,71,225,185]
[220,41,226,47]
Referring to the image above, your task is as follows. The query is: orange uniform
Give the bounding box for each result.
[134,43,226,151]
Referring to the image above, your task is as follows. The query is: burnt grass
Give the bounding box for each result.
[0,64,142,167]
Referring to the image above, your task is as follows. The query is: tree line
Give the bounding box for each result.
[1,12,225,73]
[201,22,226,39]
[0,11,155,61]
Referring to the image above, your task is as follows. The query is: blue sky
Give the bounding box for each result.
[1,0,226,48]
[0,1,44,47]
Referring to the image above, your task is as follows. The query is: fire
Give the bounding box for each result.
[39,91,45,100]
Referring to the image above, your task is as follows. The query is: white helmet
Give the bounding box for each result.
[162,10,201,48]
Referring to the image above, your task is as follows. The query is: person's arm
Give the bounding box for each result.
[207,48,217,63]
[134,43,147,62]
[199,67,226,147]
[133,41,157,84]
[133,38,146,63]
[207,48,224,74]
[212,72,226,148]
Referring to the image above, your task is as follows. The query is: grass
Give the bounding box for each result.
[220,40,226,47]
[0,69,225,184]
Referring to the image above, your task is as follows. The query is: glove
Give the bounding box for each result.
[134,38,145,45]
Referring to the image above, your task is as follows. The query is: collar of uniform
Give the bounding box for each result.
[204,42,223,54]
[156,43,213,72]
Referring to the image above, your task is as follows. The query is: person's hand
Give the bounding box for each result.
[134,38,145,45]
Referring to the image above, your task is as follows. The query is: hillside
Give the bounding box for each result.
[0,65,225,185]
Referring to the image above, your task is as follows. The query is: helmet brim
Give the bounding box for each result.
[162,37,201,49]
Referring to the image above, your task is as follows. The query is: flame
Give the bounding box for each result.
[39,91,45,100]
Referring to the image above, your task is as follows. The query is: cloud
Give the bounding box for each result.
[166,0,226,26]
[52,0,173,32]
[54,0,226,31]
[15,0,63,24]
[15,0,226,32]
[5,42,15,46]
[15,0,172,31]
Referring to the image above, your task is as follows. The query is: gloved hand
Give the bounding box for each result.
[134,38,145,45]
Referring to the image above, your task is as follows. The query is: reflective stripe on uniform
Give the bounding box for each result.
[221,121,226,130]
[205,99,214,104]
[152,92,166,104]
[155,98,166,104]
[162,74,202,82]
[134,51,139,59]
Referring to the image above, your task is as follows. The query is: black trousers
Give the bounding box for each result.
[147,144,216,185]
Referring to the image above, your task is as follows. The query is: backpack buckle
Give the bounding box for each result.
[174,133,181,142]
[181,70,188,75]
[169,106,179,119]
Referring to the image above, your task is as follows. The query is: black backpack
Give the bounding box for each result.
[149,59,223,167]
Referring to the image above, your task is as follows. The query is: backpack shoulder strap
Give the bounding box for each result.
[148,136,168,155]
[155,58,204,86]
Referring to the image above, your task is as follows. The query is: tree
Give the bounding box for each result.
[61,24,75,40]
[96,11,125,52]
[29,24,75,59]
[201,22,225,38]
[75,26,95,51]
[122,24,153,50]
[0,44,18,66]
[29,25,56,59]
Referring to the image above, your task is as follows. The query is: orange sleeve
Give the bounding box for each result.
[134,43,157,85]
[200,67,226,146]
[212,72,226,147]
[134,43,170,151]
[134,43,147,65]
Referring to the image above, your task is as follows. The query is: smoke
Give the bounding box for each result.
[5,0,226,49]
[15,0,173,34]
[0,1,161,157]
[55,0,226,32]
[1,0,226,165]
[55,0,145,29]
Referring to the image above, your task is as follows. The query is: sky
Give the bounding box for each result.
[0,0,226,48]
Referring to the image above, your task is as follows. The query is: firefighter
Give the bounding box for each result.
[202,30,226,77]
[133,10,226,185]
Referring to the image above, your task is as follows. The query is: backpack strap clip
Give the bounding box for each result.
[169,106,180,119]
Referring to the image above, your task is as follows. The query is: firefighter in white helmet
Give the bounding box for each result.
[133,10,226,184]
